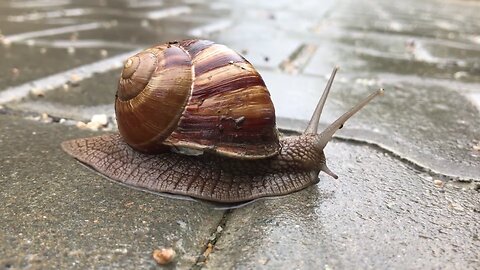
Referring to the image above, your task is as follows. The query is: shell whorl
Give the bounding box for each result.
[115,44,192,153]
[115,39,280,158]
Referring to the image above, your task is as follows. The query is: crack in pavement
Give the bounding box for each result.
[191,210,233,270]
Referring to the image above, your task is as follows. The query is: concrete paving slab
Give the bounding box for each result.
[206,141,480,269]
[0,115,225,269]
[23,69,120,107]
[0,44,127,90]
[324,0,480,83]
[253,0,480,181]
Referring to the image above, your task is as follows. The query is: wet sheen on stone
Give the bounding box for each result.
[205,141,480,269]
[0,115,225,269]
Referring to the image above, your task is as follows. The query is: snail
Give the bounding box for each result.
[61,39,383,203]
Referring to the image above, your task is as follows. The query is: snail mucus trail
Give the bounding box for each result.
[61,39,383,204]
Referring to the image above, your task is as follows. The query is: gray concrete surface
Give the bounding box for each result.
[0,115,226,269]
[206,142,479,269]
[0,0,479,269]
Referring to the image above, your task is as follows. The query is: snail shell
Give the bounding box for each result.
[115,40,279,158]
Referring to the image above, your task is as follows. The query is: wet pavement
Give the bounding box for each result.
[0,0,479,269]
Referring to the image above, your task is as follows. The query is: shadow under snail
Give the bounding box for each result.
[62,39,383,204]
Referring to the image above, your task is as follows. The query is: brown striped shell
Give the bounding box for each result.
[115,40,280,159]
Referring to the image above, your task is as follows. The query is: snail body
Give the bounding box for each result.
[62,39,383,203]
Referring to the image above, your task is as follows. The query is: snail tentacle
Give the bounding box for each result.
[304,66,339,135]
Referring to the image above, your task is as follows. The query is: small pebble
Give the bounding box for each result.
[124,201,134,207]
[1,36,11,47]
[470,35,480,44]
[40,47,47,54]
[78,114,108,131]
[11,67,20,79]
[40,113,52,123]
[100,49,108,57]
[472,142,480,151]
[76,121,88,129]
[454,71,468,80]
[433,179,444,188]
[141,19,150,28]
[86,122,100,131]
[30,87,45,97]
[258,258,269,265]
[67,47,76,54]
[69,74,81,86]
[448,202,465,211]
[152,248,176,265]
[90,114,108,126]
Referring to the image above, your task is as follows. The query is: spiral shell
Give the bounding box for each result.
[115,40,279,159]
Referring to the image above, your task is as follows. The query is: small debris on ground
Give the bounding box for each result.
[40,113,52,123]
[152,248,176,265]
[30,87,45,97]
[203,243,214,258]
[76,121,88,129]
[100,49,108,58]
[69,74,81,86]
[124,201,134,208]
[90,114,108,126]
[472,141,480,151]
[454,71,469,80]
[67,47,75,54]
[75,114,108,131]
[1,36,12,47]
[433,179,444,188]
[76,114,109,131]
[10,67,20,79]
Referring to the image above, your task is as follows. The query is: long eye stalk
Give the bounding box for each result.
[317,88,384,149]
[304,67,384,179]
[304,66,339,135]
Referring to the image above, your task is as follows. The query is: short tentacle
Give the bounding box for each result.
[321,163,338,179]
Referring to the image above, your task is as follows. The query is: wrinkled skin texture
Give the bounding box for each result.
[61,134,325,203]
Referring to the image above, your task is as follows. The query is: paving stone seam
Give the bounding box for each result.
[332,135,480,187]
[0,50,141,104]
[3,22,109,43]
[191,210,232,270]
